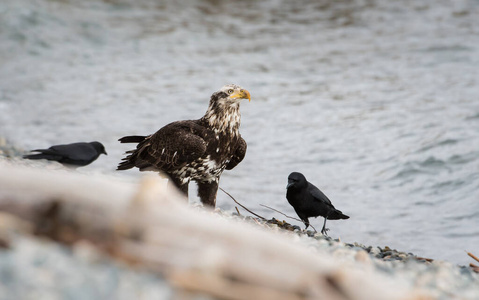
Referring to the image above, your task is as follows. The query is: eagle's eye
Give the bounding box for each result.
[227,89,234,94]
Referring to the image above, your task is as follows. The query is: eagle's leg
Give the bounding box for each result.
[168,176,189,199]
[197,180,218,207]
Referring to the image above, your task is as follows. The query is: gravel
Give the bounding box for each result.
[1,139,479,299]
[216,209,479,299]
[0,236,172,300]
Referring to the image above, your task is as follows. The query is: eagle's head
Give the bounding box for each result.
[211,84,251,106]
[204,84,251,132]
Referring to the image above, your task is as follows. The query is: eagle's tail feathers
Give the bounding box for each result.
[119,135,147,143]
[117,160,134,170]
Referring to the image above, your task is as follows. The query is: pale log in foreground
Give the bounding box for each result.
[0,163,423,300]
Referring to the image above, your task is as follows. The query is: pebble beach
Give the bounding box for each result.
[229,212,479,300]
[0,204,478,300]
[1,142,478,299]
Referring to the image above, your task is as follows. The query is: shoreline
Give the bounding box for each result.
[3,140,474,269]
[216,207,477,267]
[1,198,478,299]
[1,142,479,299]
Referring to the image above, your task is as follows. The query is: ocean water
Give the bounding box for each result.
[1,0,478,265]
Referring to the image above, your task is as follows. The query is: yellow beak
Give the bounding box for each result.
[230,89,251,102]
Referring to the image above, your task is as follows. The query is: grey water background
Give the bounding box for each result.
[1,0,478,265]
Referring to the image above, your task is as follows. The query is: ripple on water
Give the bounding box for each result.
[447,151,479,165]
[428,179,467,194]
[413,201,436,207]
[445,211,479,221]
[465,112,479,120]
[418,156,447,168]
[389,156,449,181]
[416,138,459,153]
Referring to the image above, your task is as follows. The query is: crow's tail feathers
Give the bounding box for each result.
[328,209,349,220]
[119,135,147,143]
[23,153,62,161]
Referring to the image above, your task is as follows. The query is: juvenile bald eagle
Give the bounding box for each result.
[117,84,250,207]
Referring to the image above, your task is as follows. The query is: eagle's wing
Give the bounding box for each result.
[124,121,207,172]
[225,136,247,170]
[307,182,334,207]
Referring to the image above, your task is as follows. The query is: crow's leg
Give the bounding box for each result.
[168,176,189,199]
[321,217,330,235]
[302,218,310,230]
[197,180,219,207]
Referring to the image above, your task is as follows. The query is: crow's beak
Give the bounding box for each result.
[103,150,108,155]
[286,182,294,189]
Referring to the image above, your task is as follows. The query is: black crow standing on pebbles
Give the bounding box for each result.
[23,141,107,167]
[286,172,349,235]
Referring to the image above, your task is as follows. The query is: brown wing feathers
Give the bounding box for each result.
[117,121,207,172]
[225,137,247,170]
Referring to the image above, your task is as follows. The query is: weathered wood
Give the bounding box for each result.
[468,252,479,264]
[0,163,424,300]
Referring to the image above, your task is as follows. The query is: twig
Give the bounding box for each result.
[219,187,266,220]
[416,256,434,262]
[467,252,479,263]
[259,204,317,233]
[235,207,241,216]
[253,218,263,226]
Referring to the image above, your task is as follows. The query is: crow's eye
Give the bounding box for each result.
[227,89,234,94]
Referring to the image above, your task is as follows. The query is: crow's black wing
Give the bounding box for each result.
[47,143,98,161]
[307,182,334,207]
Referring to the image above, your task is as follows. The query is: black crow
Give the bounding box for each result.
[23,141,107,167]
[286,172,349,234]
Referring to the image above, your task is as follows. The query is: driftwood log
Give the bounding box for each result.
[0,162,426,300]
